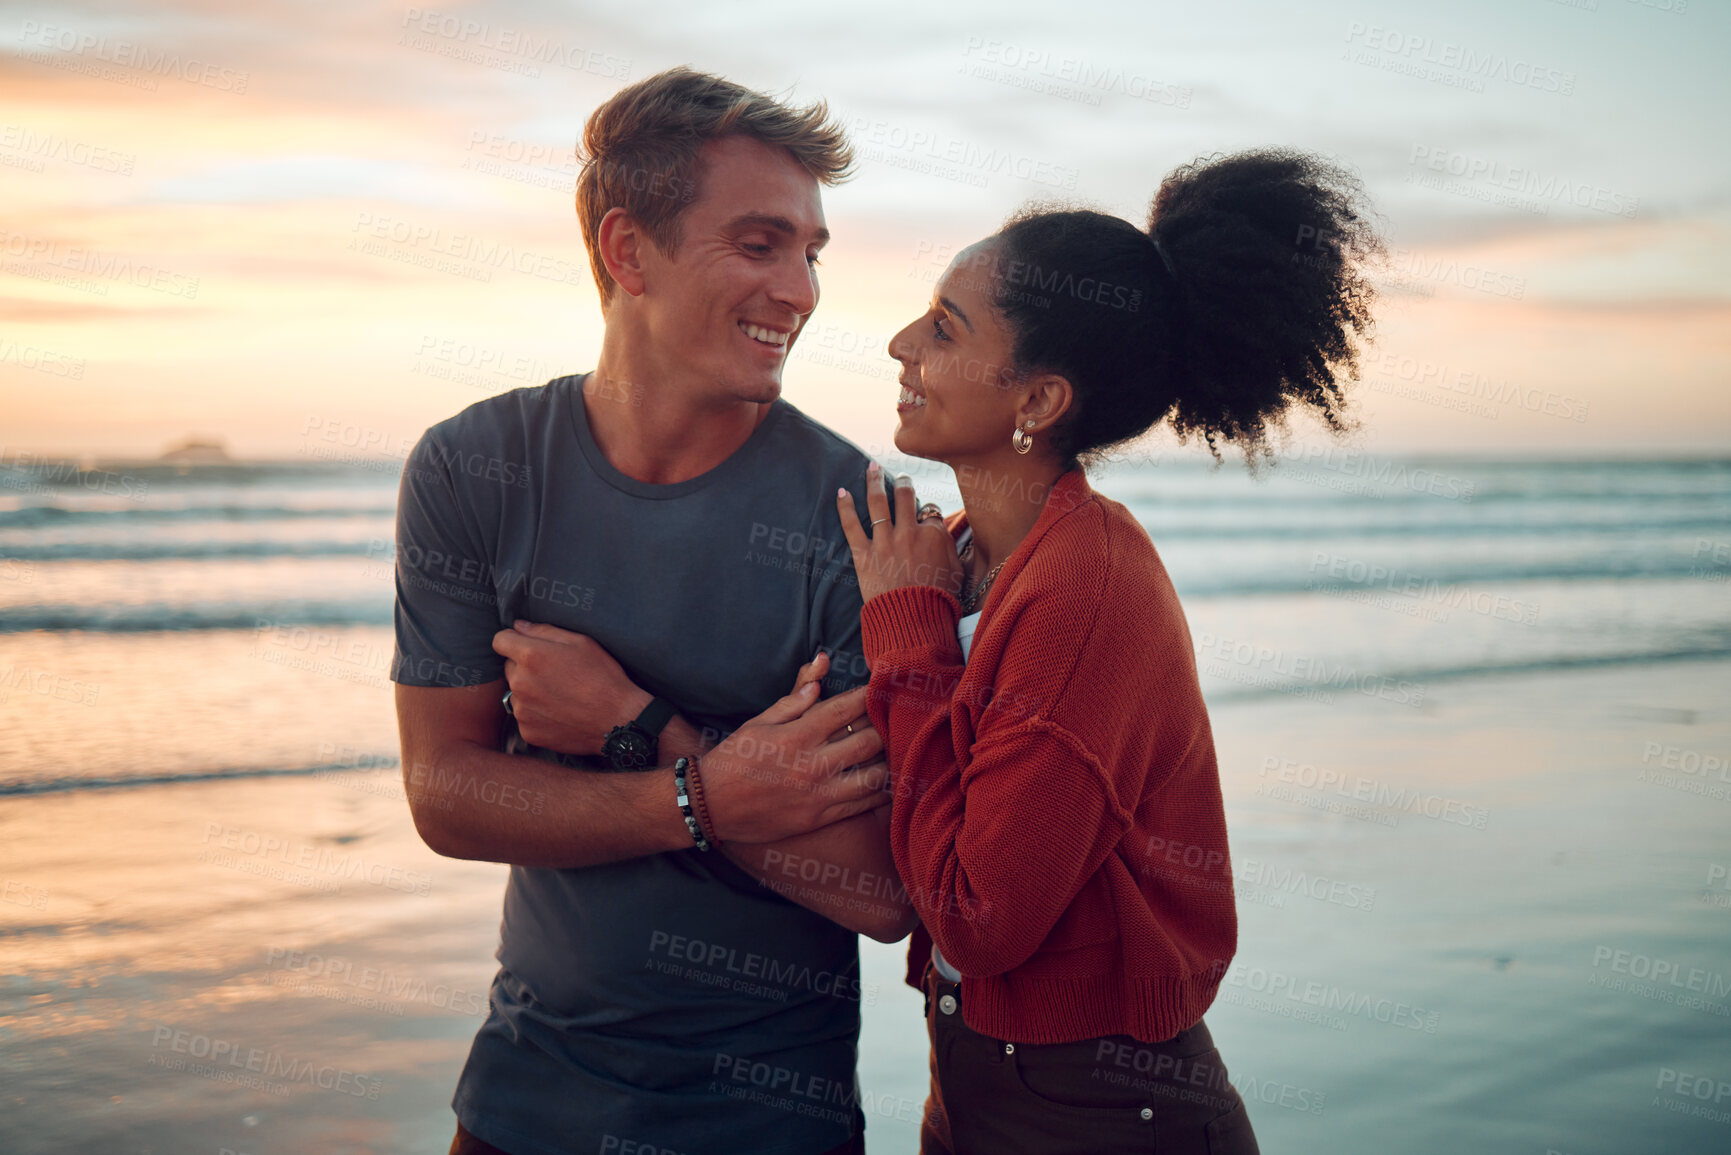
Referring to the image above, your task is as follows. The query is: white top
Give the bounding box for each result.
[931,608,985,983]
[956,610,983,662]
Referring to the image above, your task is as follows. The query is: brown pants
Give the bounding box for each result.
[918,963,1260,1154]
[449,1120,866,1155]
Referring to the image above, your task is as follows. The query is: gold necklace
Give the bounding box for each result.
[959,539,1008,615]
[962,561,1007,614]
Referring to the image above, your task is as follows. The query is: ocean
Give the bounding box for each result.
[2,450,1728,1153]
[4,453,1725,794]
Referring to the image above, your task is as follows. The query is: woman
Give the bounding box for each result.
[836,148,1382,1154]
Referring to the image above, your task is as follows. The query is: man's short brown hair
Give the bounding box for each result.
[574,66,855,304]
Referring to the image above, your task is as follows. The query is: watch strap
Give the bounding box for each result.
[634,696,675,737]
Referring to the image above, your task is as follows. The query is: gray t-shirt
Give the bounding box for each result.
[391,373,881,1155]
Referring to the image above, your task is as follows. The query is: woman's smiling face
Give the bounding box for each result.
[888,239,1026,464]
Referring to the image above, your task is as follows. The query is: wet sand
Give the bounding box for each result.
[3,657,1729,1153]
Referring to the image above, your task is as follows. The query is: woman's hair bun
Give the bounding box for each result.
[990,147,1385,465]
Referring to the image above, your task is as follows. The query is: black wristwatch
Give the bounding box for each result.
[601,697,676,771]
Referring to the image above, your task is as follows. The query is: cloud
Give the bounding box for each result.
[0,295,206,321]
[134,154,480,207]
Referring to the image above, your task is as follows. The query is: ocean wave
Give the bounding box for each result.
[0,503,394,528]
[0,541,380,562]
[1202,644,1731,705]
[1136,514,1731,541]
[0,759,401,796]
[4,515,1719,555]
[6,643,1728,794]
[1110,482,1731,510]
[0,601,390,633]
[1173,558,1731,597]
[1,564,1722,633]
[0,461,405,486]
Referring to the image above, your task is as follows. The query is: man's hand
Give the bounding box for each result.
[700,653,889,844]
[493,620,649,755]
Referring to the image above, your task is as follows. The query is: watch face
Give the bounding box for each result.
[603,726,653,771]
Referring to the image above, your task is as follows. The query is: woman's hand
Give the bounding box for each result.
[791,649,885,749]
[838,462,966,606]
[698,650,889,843]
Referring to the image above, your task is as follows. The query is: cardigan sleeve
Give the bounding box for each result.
[861,583,1137,978]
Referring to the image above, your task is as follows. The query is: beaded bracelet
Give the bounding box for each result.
[685,755,723,850]
[673,757,714,852]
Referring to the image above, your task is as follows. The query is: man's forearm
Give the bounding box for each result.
[723,807,915,943]
[658,714,712,763]
[404,739,693,869]
[407,728,906,928]
[658,716,913,941]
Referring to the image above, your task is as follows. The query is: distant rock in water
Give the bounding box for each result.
[159,437,231,464]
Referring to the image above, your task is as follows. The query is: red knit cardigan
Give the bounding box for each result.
[861,467,1237,1044]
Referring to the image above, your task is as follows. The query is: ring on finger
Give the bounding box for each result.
[870,517,890,527]
[917,502,943,522]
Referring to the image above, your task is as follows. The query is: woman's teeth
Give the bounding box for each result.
[740,322,788,347]
[899,386,926,407]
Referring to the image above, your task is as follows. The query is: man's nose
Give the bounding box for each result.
[769,258,818,316]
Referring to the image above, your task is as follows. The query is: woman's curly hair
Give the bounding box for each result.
[988,147,1385,466]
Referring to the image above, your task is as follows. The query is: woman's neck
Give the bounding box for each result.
[952,455,1068,577]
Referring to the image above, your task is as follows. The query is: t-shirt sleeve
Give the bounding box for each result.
[391,430,505,688]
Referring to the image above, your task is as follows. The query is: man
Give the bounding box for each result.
[392,68,916,1155]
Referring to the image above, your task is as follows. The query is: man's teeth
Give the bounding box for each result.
[899,386,926,407]
[740,322,788,347]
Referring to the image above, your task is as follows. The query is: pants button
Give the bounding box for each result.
[1140,1107,1153,1121]
[938,994,958,1015]
[1004,1043,1015,1055]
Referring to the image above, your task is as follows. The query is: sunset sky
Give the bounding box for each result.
[1,0,1727,460]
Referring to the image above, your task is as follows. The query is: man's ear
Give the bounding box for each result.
[596,207,647,298]
[1019,372,1074,434]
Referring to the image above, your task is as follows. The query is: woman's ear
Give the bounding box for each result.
[597,207,647,298]
[1019,372,1074,435]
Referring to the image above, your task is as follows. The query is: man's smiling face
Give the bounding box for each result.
[637,134,829,405]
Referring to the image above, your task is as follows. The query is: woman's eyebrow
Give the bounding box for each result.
[938,296,973,333]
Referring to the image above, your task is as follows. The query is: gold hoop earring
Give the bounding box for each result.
[1012,420,1034,455]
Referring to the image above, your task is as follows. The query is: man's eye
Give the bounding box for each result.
[933,317,951,341]
[807,254,822,267]
[744,243,773,255]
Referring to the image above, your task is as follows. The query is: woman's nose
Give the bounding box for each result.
[888,324,918,365]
